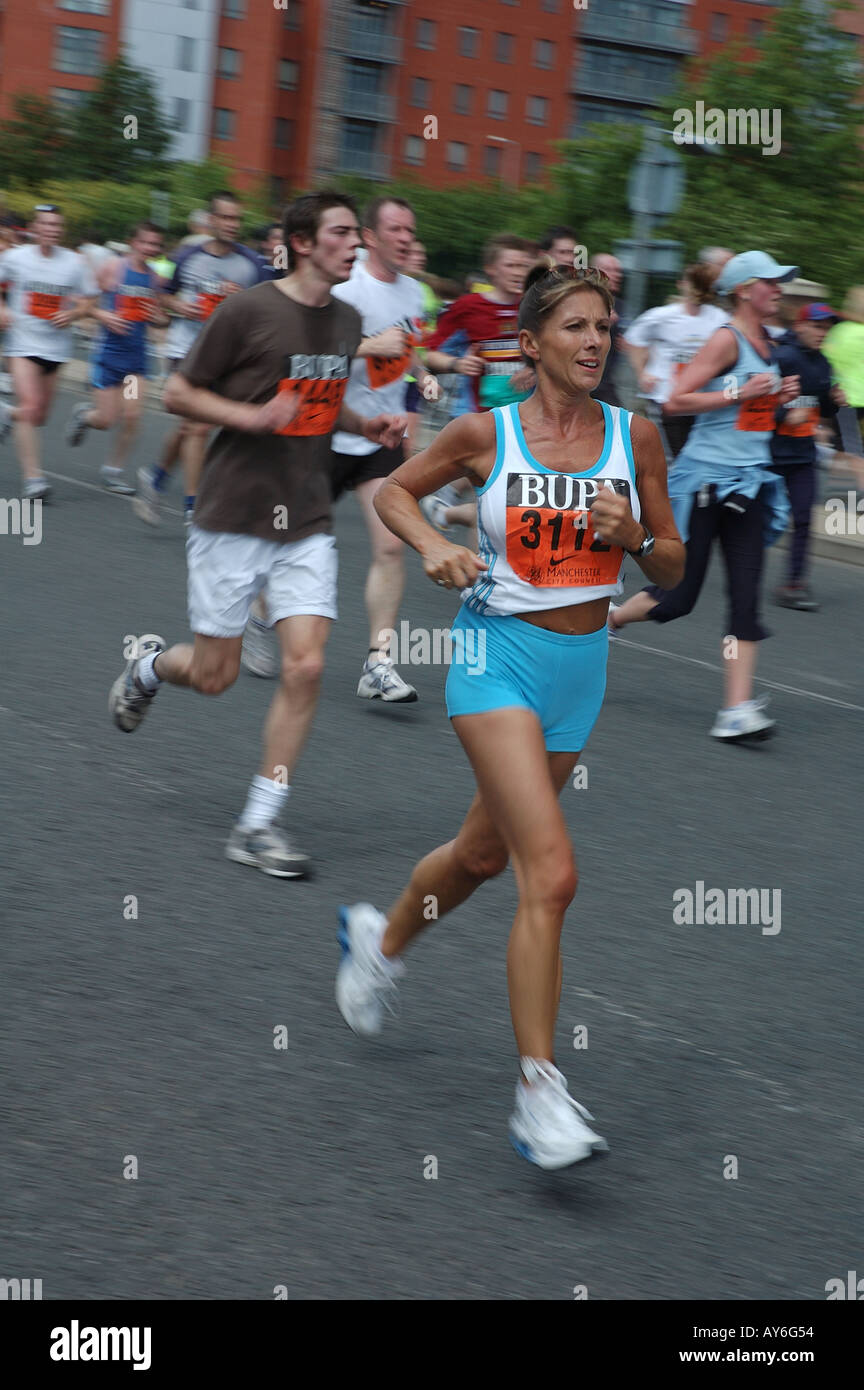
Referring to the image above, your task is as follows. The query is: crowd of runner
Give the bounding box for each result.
[1,188,859,1170]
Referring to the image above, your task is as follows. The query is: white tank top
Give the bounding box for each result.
[463,400,641,616]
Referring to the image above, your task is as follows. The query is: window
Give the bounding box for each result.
[487,89,508,120]
[526,95,548,125]
[54,27,104,75]
[223,0,244,15]
[458,27,479,59]
[283,0,301,28]
[404,135,425,165]
[177,35,195,72]
[213,108,235,140]
[279,59,299,90]
[710,13,728,43]
[541,0,559,10]
[495,33,514,64]
[452,84,472,116]
[173,97,191,133]
[416,18,436,50]
[57,0,109,12]
[218,48,241,78]
[749,20,765,41]
[410,76,430,107]
[534,39,555,70]
[275,118,295,148]
[523,152,542,183]
[483,145,501,177]
[347,59,383,98]
[446,141,468,171]
[343,119,377,156]
[51,87,89,110]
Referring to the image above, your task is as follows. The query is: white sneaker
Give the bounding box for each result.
[419,492,453,537]
[241,615,279,678]
[0,398,14,444]
[710,695,775,742]
[133,466,162,526]
[23,477,51,502]
[336,903,404,1037]
[509,1059,609,1170]
[357,654,418,703]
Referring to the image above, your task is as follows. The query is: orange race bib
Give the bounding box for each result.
[276,376,348,436]
[504,474,630,588]
[736,394,777,432]
[367,349,413,389]
[27,292,62,320]
[197,292,225,319]
[116,293,151,323]
[777,405,820,438]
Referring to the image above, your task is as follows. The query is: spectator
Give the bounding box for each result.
[539,225,580,270]
[823,287,864,420]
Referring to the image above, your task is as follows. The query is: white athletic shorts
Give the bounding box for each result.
[186,527,338,637]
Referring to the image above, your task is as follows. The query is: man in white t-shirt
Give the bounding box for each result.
[624,265,728,458]
[0,205,98,500]
[330,196,442,702]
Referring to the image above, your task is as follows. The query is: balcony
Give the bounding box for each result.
[334,26,402,63]
[337,149,391,180]
[341,89,396,122]
[577,10,697,54]
[571,66,677,105]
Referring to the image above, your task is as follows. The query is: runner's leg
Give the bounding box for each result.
[355,476,406,655]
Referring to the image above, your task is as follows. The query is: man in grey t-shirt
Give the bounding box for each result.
[134,190,263,527]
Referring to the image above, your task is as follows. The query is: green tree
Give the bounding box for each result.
[0,95,70,190]
[65,57,172,182]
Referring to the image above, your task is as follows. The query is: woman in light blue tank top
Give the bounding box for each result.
[610,251,802,743]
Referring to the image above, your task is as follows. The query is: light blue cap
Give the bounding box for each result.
[715,251,799,294]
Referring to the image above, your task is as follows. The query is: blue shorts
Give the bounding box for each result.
[445,604,609,753]
[90,359,148,390]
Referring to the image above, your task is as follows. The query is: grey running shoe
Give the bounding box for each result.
[23,477,51,502]
[133,466,162,526]
[0,398,13,444]
[66,402,91,447]
[357,654,418,703]
[101,468,136,496]
[109,638,164,732]
[241,615,279,678]
[225,824,310,879]
[774,584,819,612]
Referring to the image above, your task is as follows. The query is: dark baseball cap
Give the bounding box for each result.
[796,302,838,323]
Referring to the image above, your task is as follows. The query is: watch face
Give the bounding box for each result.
[643,532,655,554]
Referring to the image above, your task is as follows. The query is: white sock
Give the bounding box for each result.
[136,650,162,691]
[238,775,290,831]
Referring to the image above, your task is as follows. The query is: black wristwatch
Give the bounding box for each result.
[626,525,655,557]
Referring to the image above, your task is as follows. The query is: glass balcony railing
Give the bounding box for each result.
[341,89,396,121]
[571,66,677,104]
[334,27,402,62]
[337,149,391,179]
[578,9,697,54]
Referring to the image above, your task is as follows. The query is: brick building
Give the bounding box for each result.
[0,0,860,200]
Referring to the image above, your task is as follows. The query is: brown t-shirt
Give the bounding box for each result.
[178,280,362,542]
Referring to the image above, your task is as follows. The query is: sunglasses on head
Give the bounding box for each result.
[34,204,61,215]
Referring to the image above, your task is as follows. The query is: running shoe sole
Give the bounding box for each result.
[712,725,776,743]
[356,678,418,703]
[508,1128,608,1169]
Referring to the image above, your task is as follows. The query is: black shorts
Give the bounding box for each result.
[405,380,421,413]
[24,356,62,374]
[330,442,405,502]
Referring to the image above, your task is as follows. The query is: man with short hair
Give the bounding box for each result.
[65,221,170,493]
[109,192,406,878]
[328,196,443,702]
[539,225,580,270]
[135,190,264,526]
[0,205,98,500]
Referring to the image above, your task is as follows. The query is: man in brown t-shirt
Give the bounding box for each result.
[109,192,406,878]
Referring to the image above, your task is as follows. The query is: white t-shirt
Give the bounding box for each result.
[625,301,729,404]
[331,261,425,456]
[0,244,97,361]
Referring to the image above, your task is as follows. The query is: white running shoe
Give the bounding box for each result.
[23,477,51,502]
[0,398,15,444]
[710,695,775,742]
[241,615,279,678]
[509,1059,609,1170]
[419,492,453,537]
[133,467,162,526]
[225,824,310,878]
[100,467,136,496]
[336,903,405,1037]
[357,654,418,703]
[66,401,91,447]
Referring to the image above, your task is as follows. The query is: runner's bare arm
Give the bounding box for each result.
[374,412,494,558]
[163,372,300,433]
[589,414,684,591]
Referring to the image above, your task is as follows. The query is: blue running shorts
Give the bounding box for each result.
[91,359,148,390]
[445,603,608,753]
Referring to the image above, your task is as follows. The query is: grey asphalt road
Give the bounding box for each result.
[1,385,862,1301]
